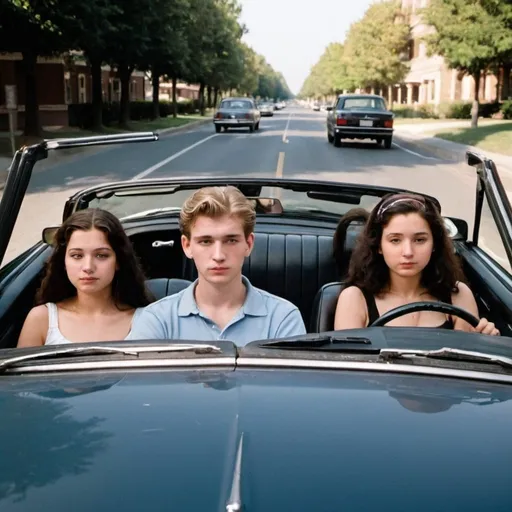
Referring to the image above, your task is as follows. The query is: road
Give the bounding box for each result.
[2,106,509,269]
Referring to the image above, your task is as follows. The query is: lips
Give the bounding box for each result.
[80,277,99,281]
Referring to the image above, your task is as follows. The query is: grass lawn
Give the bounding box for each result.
[432,121,512,156]
[0,113,213,157]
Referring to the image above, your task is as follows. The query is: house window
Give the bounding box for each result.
[78,73,86,103]
[64,72,72,104]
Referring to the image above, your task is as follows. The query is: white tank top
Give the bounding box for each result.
[44,302,142,345]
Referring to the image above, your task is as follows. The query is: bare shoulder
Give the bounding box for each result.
[452,281,477,305]
[17,305,49,347]
[335,286,367,329]
[25,304,50,323]
[337,285,365,303]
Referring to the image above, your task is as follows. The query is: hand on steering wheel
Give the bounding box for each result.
[369,301,499,336]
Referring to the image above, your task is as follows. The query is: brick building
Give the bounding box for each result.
[0,52,146,130]
[390,0,502,107]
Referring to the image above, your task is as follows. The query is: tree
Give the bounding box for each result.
[423,0,512,127]
[342,0,410,92]
[0,0,70,135]
[143,0,190,119]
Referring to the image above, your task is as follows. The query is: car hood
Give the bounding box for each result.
[1,369,511,511]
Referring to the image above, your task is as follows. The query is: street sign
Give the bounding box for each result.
[4,85,17,156]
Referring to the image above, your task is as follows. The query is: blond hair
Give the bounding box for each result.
[180,186,256,238]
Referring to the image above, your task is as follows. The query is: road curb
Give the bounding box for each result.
[0,117,213,191]
[156,117,212,135]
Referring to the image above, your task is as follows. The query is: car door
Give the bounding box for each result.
[455,151,512,336]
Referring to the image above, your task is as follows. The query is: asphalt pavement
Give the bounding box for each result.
[1,106,509,269]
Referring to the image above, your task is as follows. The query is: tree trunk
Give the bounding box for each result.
[199,82,205,116]
[90,57,103,131]
[207,85,212,108]
[502,64,511,101]
[172,76,178,118]
[151,66,160,120]
[471,69,481,129]
[22,50,41,137]
[213,88,219,109]
[118,64,133,128]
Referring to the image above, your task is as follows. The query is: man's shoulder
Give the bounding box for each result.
[252,285,300,313]
[143,288,187,313]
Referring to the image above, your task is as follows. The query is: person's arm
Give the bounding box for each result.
[126,307,170,340]
[452,282,499,336]
[17,305,48,347]
[334,286,367,330]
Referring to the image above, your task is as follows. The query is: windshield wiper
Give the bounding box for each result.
[259,335,374,352]
[0,344,221,373]
[380,347,512,370]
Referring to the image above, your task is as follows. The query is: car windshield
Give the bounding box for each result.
[341,97,386,110]
[86,186,382,220]
[220,100,252,109]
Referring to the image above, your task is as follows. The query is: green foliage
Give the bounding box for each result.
[68,100,200,128]
[299,1,409,97]
[502,100,512,119]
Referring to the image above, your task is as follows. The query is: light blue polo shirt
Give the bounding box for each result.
[127,276,306,345]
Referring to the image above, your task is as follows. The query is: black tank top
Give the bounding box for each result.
[361,289,454,329]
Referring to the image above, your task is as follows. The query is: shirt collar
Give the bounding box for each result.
[178,275,267,317]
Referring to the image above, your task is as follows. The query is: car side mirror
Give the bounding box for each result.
[42,226,60,245]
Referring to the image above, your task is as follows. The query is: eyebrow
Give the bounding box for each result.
[386,232,430,236]
[68,247,113,251]
[193,234,242,240]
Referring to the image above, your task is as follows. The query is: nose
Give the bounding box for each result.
[81,255,95,273]
[212,241,226,262]
[402,240,413,257]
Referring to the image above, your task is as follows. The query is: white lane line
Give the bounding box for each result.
[131,134,218,180]
[392,141,439,160]
[282,113,293,143]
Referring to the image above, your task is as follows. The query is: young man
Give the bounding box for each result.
[128,186,306,345]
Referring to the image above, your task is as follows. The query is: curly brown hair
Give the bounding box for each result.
[36,208,152,309]
[340,193,465,302]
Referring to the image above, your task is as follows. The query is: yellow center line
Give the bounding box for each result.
[276,151,285,178]
[274,152,285,199]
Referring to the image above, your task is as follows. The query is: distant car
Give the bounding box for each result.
[258,103,274,117]
[213,98,261,133]
[326,93,394,148]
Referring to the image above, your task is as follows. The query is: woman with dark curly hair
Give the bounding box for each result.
[334,193,499,335]
[18,208,152,346]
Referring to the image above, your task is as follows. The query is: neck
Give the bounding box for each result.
[71,288,116,313]
[195,276,246,309]
[386,273,424,299]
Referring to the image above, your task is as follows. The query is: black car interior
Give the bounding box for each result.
[1,209,512,349]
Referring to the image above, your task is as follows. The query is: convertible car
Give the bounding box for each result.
[0,133,511,511]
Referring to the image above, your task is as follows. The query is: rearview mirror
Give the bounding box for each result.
[42,226,60,245]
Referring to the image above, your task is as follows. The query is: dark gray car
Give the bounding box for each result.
[326,93,394,148]
[213,97,261,133]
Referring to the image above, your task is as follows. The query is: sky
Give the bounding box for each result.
[239,0,377,94]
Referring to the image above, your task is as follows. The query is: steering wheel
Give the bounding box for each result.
[369,301,480,328]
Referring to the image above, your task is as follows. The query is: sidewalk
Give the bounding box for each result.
[0,117,212,190]
[394,122,512,175]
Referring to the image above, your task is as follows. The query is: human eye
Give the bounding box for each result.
[96,253,110,259]
[226,238,239,244]
[198,239,212,245]
[415,237,427,243]
[69,253,82,259]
